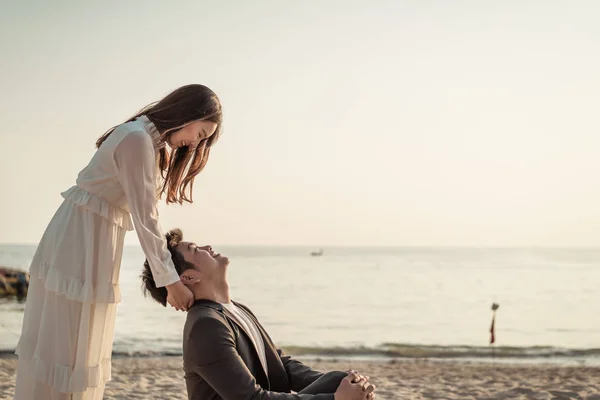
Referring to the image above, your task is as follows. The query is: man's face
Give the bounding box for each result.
[176,242,229,280]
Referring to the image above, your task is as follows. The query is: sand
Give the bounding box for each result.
[1,356,600,399]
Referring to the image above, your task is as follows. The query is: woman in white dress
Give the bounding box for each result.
[14,84,223,400]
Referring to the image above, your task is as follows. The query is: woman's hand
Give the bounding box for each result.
[166,280,194,311]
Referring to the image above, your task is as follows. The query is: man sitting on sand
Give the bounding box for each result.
[141,228,377,400]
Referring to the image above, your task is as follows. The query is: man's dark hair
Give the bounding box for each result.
[141,228,195,306]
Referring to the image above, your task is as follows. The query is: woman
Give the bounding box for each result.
[14,84,222,400]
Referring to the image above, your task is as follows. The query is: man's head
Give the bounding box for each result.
[141,228,230,306]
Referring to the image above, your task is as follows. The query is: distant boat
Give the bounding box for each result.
[310,248,323,257]
[0,266,29,299]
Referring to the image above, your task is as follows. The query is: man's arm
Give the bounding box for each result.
[187,316,334,400]
[277,348,327,392]
[234,302,331,393]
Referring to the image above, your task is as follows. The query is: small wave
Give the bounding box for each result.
[3,344,600,361]
[281,343,600,360]
[0,348,184,359]
[112,350,183,358]
[0,349,16,358]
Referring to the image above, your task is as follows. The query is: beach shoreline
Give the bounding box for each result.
[2,356,599,399]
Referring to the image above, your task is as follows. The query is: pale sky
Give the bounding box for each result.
[1,1,599,246]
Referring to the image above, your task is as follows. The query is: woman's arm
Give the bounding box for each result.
[113,130,180,287]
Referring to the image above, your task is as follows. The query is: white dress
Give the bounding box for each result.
[14,116,180,400]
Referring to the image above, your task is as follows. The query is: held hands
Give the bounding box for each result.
[166,280,194,311]
[335,370,376,400]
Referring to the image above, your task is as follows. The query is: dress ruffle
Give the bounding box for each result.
[30,261,121,304]
[61,186,134,231]
[16,338,111,393]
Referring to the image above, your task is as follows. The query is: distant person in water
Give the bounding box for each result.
[15,85,223,400]
[141,228,378,400]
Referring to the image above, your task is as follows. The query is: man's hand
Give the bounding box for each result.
[335,373,376,400]
[348,370,376,399]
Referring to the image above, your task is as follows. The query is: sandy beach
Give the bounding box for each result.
[1,356,599,399]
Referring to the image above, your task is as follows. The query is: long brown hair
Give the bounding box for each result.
[96,84,222,204]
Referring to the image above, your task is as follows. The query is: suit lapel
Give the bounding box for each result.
[233,302,290,392]
[194,300,271,389]
[222,305,271,386]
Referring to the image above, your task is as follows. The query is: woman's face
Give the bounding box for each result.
[168,120,218,149]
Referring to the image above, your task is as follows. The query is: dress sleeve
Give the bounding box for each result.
[113,130,180,288]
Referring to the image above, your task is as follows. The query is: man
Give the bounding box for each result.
[142,228,376,400]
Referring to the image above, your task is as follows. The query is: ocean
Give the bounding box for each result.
[1,244,599,364]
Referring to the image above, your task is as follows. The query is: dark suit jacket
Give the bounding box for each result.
[182,299,335,400]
